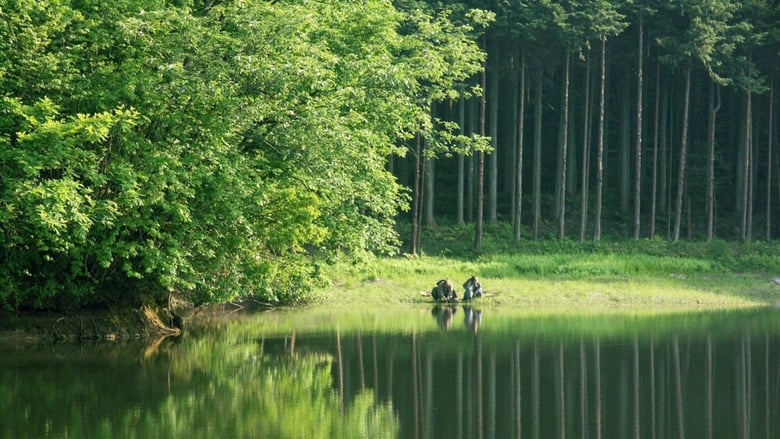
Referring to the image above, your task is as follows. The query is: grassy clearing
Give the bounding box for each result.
[313,241,780,313]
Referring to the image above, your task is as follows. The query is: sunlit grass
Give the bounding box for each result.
[313,250,780,313]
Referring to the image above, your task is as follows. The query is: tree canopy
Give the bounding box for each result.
[0,0,488,309]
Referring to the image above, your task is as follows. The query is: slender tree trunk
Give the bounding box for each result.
[424,156,436,227]
[595,38,607,241]
[650,57,660,239]
[580,48,592,241]
[476,60,486,251]
[742,88,753,241]
[633,15,644,240]
[559,51,570,239]
[514,47,527,241]
[659,86,669,236]
[747,92,755,241]
[467,99,476,223]
[458,95,466,225]
[510,51,518,227]
[673,61,691,242]
[620,79,631,218]
[534,64,543,240]
[488,38,499,225]
[411,133,422,255]
[767,67,775,240]
[707,82,721,241]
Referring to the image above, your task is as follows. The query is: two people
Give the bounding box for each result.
[431,276,483,302]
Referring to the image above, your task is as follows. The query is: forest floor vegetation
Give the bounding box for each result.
[4,224,780,341]
[315,223,780,313]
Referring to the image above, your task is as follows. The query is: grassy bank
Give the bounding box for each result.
[314,229,780,313]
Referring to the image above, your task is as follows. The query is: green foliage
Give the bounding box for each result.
[0,0,490,309]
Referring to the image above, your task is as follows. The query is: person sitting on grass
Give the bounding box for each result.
[462,275,483,301]
[431,279,457,302]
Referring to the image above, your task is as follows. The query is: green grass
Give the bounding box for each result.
[311,236,780,313]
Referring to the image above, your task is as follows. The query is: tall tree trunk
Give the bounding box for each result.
[673,60,691,242]
[457,95,466,225]
[660,86,669,237]
[558,50,571,239]
[580,47,593,241]
[767,67,775,240]
[595,38,607,241]
[633,15,644,240]
[650,57,660,239]
[467,99,477,223]
[475,60,486,251]
[533,64,543,240]
[742,88,753,241]
[620,80,631,218]
[488,38,499,225]
[411,132,422,255]
[424,155,436,227]
[514,47,527,242]
[706,82,721,241]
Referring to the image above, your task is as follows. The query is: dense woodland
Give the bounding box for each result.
[1,0,779,310]
[400,0,780,250]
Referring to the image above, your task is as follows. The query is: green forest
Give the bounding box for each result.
[1,0,779,311]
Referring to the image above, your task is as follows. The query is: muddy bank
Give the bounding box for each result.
[0,305,182,343]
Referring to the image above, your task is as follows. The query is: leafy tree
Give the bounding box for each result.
[0,0,491,309]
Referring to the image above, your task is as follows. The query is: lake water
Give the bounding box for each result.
[2,305,780,438]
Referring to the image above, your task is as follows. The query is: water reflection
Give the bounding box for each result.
[2,308,780,438]
[430,305,482,334]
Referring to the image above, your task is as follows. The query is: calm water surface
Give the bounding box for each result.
[2,306,780,438]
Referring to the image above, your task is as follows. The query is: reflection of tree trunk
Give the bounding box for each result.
[764,335,770,439]
[425,351,433,439]
[533,342,540,439]
[457,352,464,439]
[515,340,523,438]
[357,333,365,390]
[706,336,712,439]
[488,352,496,439]
[372,335,378,395]
[740,335,751,439]
[580,339,588,439]
[412,333,420,439]
[557,342,566,439]
[620,358,628,438]
[634,337,640,439]
[595,340,602,439]
[386,347,395,400]
[477,335,484,439]
[336,330,344,412]
[673,335,685,439]
[650,338,657,439]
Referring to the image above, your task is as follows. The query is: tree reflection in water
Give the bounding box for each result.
[3,308,780,438]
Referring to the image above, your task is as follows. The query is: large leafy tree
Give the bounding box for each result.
[0,0,488,309]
